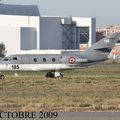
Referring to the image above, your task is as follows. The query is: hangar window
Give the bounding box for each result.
[43,58,46,62]
[33,58,37,62]
[77,27,89,44]
[52,58,56,62]
[13,57,17,61]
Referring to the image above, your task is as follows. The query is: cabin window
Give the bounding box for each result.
[52,58,56,62]
[33,58,37,62]
[13,57,17,61]
[43,58,46,62]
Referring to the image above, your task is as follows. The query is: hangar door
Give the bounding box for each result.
[20,27,37,50]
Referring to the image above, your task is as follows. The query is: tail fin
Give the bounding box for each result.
[82,33,120,61]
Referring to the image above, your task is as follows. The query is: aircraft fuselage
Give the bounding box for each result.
[0,54,91,71]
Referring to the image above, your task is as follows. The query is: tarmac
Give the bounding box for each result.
[56,112,120,120]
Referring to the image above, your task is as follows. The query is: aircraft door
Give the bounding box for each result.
[21,56,30,64]
[60,56,66,63]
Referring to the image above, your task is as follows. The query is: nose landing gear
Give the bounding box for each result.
[0,73,5,79]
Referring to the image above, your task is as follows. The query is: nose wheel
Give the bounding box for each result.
[46,71,63,78]
[0,74,5,79]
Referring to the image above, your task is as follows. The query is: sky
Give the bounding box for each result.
[2,0,120,28]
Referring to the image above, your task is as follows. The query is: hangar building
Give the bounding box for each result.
[40,16,96,50]
[0,4,96,55]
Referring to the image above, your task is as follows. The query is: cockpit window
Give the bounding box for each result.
[13,57,17,61]
[3,58,9,61]
[3,57,11,61]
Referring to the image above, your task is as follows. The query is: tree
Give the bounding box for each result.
[0,43,6,58]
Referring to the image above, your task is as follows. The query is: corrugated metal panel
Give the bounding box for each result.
[0,4,40,16]
[20,27,37,50]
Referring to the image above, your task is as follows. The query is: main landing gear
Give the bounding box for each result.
[46,71,63,78]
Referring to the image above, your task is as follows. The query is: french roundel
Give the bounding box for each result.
[68,57,76,64]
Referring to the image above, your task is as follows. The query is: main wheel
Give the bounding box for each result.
[46,72,51,78]
[46,72,54,78]
[60,73,63,78]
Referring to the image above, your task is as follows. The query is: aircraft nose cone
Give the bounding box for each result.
[0,64,7,70]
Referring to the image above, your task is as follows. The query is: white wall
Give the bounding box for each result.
[28,16,40,49]
[0,15,28,27]
[72,17,92,27]
[0,15,40,55]
[0,27,20,55]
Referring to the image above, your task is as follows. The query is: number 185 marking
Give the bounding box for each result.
[12,65,20,70]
